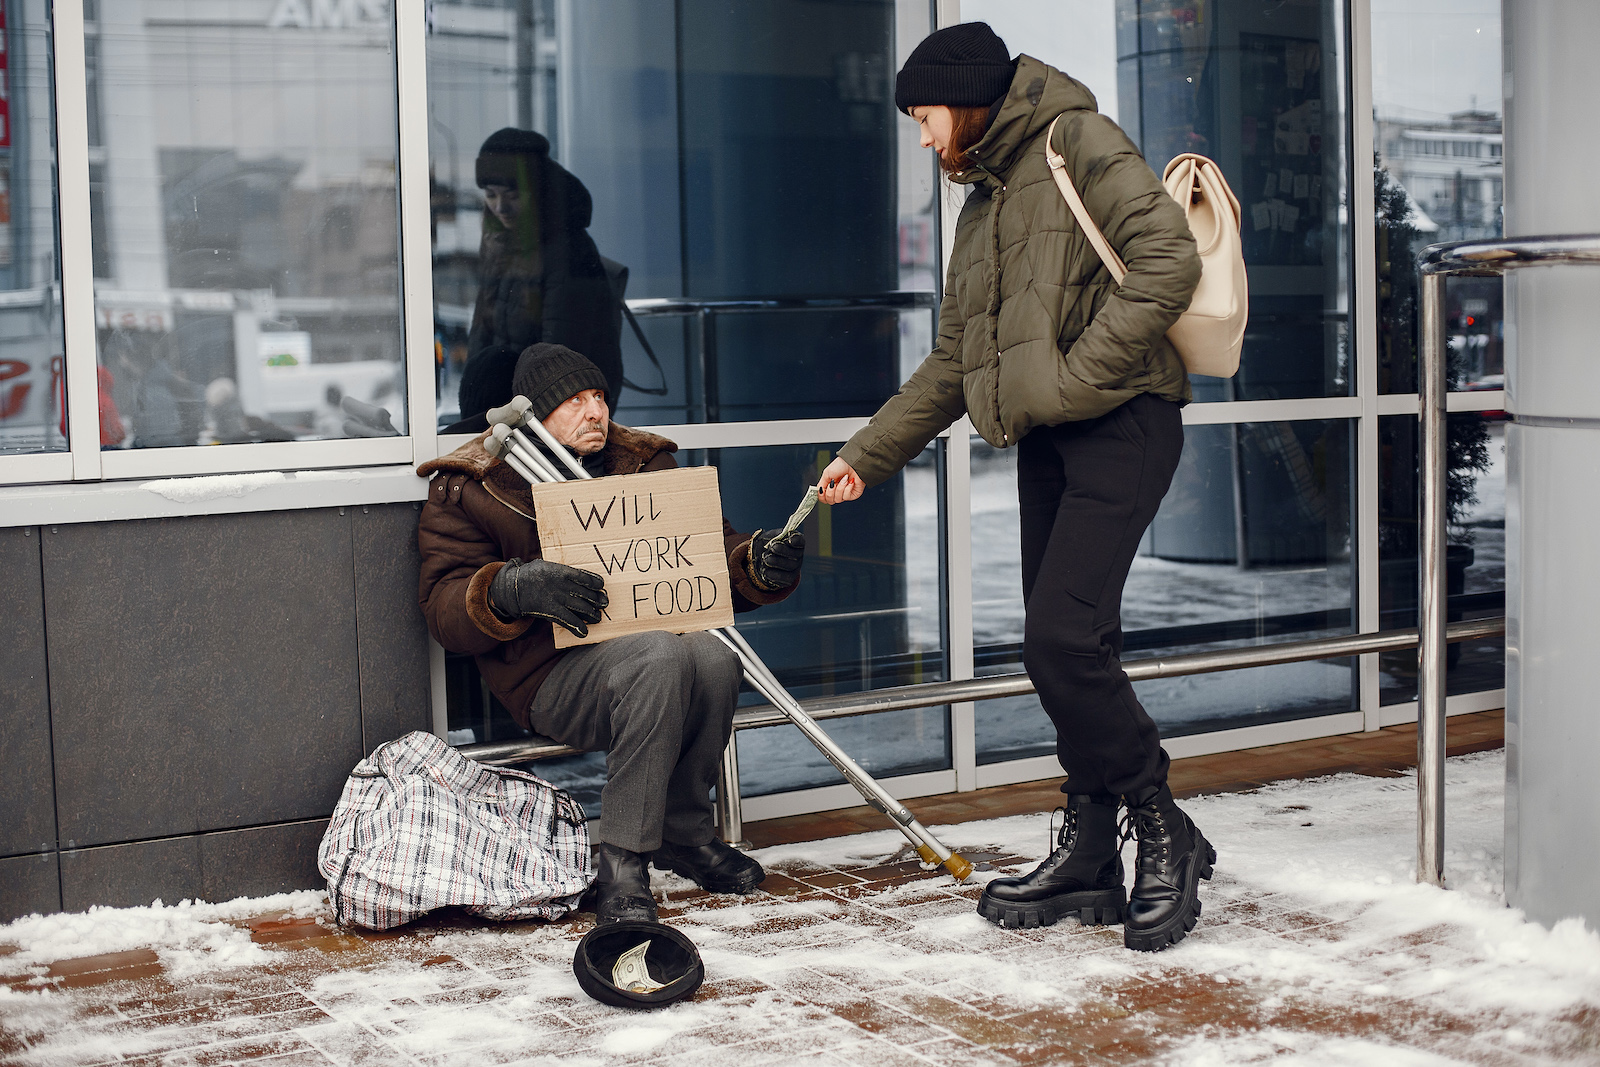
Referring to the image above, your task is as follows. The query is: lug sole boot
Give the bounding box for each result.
[1122,783,1216,952]
[978,793,1126,929]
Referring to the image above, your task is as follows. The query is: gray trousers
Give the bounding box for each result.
[528,630,742,853]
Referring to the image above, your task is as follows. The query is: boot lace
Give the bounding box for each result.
[1047,805,1079,859]
[1119,801,1172,868]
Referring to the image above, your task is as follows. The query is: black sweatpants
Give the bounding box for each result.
[1017,393,1185,799]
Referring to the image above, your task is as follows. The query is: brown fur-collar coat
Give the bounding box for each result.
[416,423,793,729]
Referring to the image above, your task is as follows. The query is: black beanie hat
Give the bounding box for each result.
[894,22,1014,114]
[456,344,522,423]
[512,343,609,422]
[476,127,551,188]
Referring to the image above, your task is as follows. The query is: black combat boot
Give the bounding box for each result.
[977,793,1126,928]
[652,838,765,894]
[1122,783,1215,952]
[594,844,659,924]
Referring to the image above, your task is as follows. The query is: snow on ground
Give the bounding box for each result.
[3,751,1597,1065]
[0,892,325,978]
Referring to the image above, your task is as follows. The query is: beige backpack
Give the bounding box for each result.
[1044,116,1249,379]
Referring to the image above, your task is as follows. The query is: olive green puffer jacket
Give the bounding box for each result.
[840,56,1201,486]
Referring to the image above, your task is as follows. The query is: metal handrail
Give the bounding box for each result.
[625,292,938,315]
[1415,233,1600,887]
[460,616,1504,767]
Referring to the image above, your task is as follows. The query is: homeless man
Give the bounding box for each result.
[416,343,805,923]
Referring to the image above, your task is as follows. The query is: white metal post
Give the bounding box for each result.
[1349,0,1384,733]
[51,0,101,481]
[946,420,976,790]
[396,0,439,463]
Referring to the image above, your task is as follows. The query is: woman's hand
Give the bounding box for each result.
[817,457,865,504]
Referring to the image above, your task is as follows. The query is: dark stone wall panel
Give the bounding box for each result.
[0,527,56,858]
[197,820,328,901]
[353,502,431,753]
[58,821,327,912]
[44,510,363,847]
[0,851,61,922]
[60,838,201,911]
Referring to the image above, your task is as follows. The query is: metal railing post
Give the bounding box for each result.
[715,737,747,847]
[1413,233,1600,890]
[1417,271,1449,887]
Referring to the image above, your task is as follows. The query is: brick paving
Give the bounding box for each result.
[6,709,1591,1066]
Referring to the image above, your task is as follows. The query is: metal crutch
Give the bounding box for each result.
[482,398,974,881]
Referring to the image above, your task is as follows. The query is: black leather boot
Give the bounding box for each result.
[651,838,765,894]
[594,844,659,924]
[1122,783,1215,952]
[977,794,1126,928]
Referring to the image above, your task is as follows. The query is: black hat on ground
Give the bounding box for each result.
[512,343,609,422]
[894,22,1014,114]
[572,920,704,1009]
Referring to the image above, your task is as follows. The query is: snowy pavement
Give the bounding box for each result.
[3,750,1598,1065]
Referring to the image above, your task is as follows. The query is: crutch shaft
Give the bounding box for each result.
[504,429,565,484]
[523,417,593,480]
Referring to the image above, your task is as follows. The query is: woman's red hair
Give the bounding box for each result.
[940,105,994,175]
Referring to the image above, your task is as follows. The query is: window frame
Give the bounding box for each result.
[0,0,440,493]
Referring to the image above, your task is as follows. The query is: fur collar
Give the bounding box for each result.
[417,422,678,490]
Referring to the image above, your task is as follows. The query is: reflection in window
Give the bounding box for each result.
[1373,0,1503,393]
[427,0,938,430]
[0,3,67,456]
[87,3,405,448]
[1378,413,1504,704]
[1115,0,1352,401]
[974,421,1356,764]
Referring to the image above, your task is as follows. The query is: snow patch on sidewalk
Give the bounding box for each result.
[1,890,324,977]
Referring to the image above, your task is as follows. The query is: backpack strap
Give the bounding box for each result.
[1044,115,1128,284]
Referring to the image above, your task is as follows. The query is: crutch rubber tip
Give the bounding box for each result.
[914,845,941,870]
[943,853,975,882]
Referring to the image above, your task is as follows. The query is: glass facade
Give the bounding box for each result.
[0,0,66,455]
[85,1,406,449]
[1115,0,1353,402]
[974,420,1356,765]
[1371,0,1505,700]
[0,0,1512,811]
[1372,0,1503,394]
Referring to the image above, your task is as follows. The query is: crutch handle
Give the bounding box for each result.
[486,395,532,428]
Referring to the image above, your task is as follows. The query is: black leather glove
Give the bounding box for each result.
[488,558,608,638]
[747,530,805,591]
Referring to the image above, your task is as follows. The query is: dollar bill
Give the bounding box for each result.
[773,485,820,543]
[612,940,664,993]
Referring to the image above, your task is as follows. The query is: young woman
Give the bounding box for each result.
[817,23,1214,952]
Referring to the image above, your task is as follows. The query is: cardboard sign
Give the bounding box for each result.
[529,466,735,648]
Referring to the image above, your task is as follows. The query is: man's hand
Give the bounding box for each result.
[747,531,805,591]
[489,558,608,638]
[817,457,864,504]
